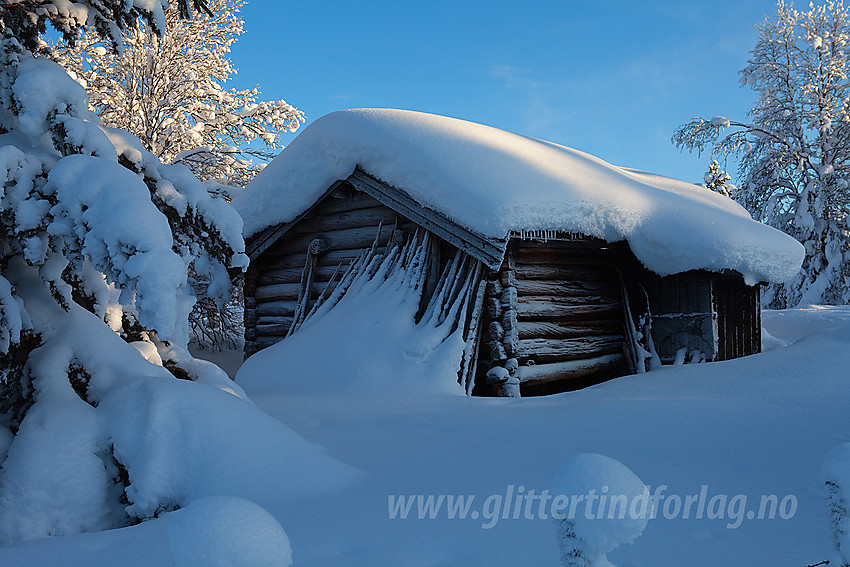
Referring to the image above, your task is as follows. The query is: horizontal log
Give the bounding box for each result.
[513,246,618,265]
[516,299,623,320]
[270,225,391,256]
[514,279,619,297]
[315,190,384,214]
[255,282,303,301]
[257,248,368,271]
[517,354,626,386]
[257,315,294,326]
[255,322,292,336]
[252,335,283,350]
[516,336,625,363]
[513,264,621,282]
[290,206,401,234]
[514,256,617,270]
[516,320,624,340]
[256,300,298,317]
[518,294,615,307]
[256,264,346,286]
[254,282,335,302]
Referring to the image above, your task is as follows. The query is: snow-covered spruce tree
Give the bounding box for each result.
[53,0,301,349]
[53,0,304,190]
[703,159,736,198]
[673,0,850,307]
[0,0,252,540]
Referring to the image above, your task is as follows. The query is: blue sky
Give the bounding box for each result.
[230,0,781,184]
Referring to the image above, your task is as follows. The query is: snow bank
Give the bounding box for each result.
[0,496,293,567]
[237,238,467,398]
[0,261,358,544]
[100,376,360,519]
[236,109,803,283]
[762,305,850,345]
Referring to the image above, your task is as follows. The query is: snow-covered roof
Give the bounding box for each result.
[235,109,804,284]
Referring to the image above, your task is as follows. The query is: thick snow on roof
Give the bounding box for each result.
[236,109,803,283]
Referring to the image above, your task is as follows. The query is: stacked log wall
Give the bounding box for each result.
[244,184,413,357]
[474,239,630,396]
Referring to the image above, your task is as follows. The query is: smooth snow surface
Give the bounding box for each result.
[236,109,803,283]
[4,306,850,565]
[231,306,849,565]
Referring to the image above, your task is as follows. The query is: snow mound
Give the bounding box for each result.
[236,109,803,283]
[166,497,292,567]
[551,453,648,567]
[0,497,292,567]
[100,375,361,519]
[0,261,358,544]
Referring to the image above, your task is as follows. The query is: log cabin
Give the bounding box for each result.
[234,109,803,397]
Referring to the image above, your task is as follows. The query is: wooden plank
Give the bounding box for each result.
[516,336,625,363]
[517,354,626,386]
[516,320,624,340]
[516,301,623,321]
[290,206,401,234]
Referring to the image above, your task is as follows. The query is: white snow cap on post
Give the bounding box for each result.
[236,108,804,284]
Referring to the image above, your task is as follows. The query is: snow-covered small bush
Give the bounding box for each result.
[824,442,850,566]
[551,453,649,567]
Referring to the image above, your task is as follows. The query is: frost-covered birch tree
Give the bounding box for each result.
[673,0,850,307]
[54,0,303,191]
